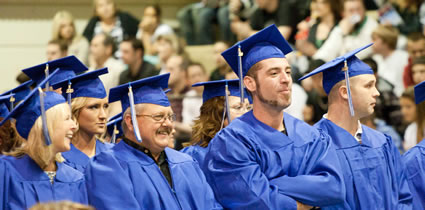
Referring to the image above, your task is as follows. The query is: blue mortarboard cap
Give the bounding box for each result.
[22,55,87,86]
[221,24,292,78]
[299,43,374,94]
[1,80,33,110]
[109,73,170,112]
[0,94,14,118]
[192,79,251,103]
[1,69,66,140]
[107,113,123,143]
[51,68,108,103]
[109,73,170,142]
[299,43,374,116]
[414,80,425,104]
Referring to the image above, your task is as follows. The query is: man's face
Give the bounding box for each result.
[245,57,293,110]
[407,39,425,59]
[412,63,425,84]
[165,56,184,87]
[371,35,384,54]
[96,0,115,20]
[136,104,174,153]
[46,44,66,61]
[120,42,139,65]
[90,34,107,60]
[343,0,365,21]
[350,74,380,118]
[214,42,228,68]
[187,65,208,92]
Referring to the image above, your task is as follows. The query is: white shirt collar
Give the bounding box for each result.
[323,114,362,142]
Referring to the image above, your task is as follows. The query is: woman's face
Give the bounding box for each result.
[224,96,252,126]
[400,97,417,123]
[59,19,75,40]
[156,39,174,63]
[77,97,109,136]
[96,0,116,20]
[51,105,77,153]
[314,0,331,18]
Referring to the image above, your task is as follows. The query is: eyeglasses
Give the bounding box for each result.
[136,113,177,123]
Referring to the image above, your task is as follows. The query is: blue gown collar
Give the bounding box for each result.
[318,118,374,148]
[62,139,109,165]
[6,154,82,183]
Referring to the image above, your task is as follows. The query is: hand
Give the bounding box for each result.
[339,17,355,36]
[139,16,156,34]
[297,201,313,210]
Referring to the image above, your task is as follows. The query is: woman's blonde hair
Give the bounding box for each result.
[372,25,399,50]
[188,97,225,148]
[6,103,69,169]
[71,97,105,142]
[52,11,76,41]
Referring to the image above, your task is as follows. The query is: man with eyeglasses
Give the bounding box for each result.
[84,73,222,209]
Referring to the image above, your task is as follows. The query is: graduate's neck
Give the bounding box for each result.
[43,160,57,172]
[253,100,285,131]
[327,103,360,136]
[73,129,97,158]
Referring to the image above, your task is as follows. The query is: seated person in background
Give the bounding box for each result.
[85,74,221,209]
[83,0,139,57]
[155,34,185,73]
[52,10,90,65]
[209,41,233,81]
[182,62,209,129]
[403,32,425,88]
[119,38,158,85]
[411,56,425,85]
[372,25,409,97]
[46,39,68,62]
[231,0,309,41]
[295,0,342,58]
[313,0,378,62]
[136,5,174,56]
[403,80,425,210]
[401,86,425,151]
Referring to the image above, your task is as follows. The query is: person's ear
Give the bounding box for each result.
[244,76,256,93]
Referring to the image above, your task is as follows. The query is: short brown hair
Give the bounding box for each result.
[372,25,399,50]
[189,96,225,147]
[0,118,24,154]
[48,39,68,53]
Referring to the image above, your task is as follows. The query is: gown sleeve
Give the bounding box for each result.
[403,146,425,210]
[204,130,298,210]
[84,153,140,210]
[268,132,345,207]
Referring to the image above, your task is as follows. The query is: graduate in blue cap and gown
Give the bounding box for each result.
[403,80,425,210]
[181,79,252,167]
[0,70,87,209]
[203,24,344,209]
[105,113,123,143]
[0,81,33,154]
[51,68,113,173]
[299,43,412,209]
[22,55,87,92]
[84,73,222,210]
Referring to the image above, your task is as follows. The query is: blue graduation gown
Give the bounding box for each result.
[85,140,222,210]
[0,155,88,209]
[180,145,208,168]
[203,111,344,210]
[315,118,412,210]
[63,139,114,173]
[403,139,425,209]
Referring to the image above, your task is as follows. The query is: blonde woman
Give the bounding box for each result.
[0,74,86,209]
[52,11,89,65]
[52,68,113,173]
